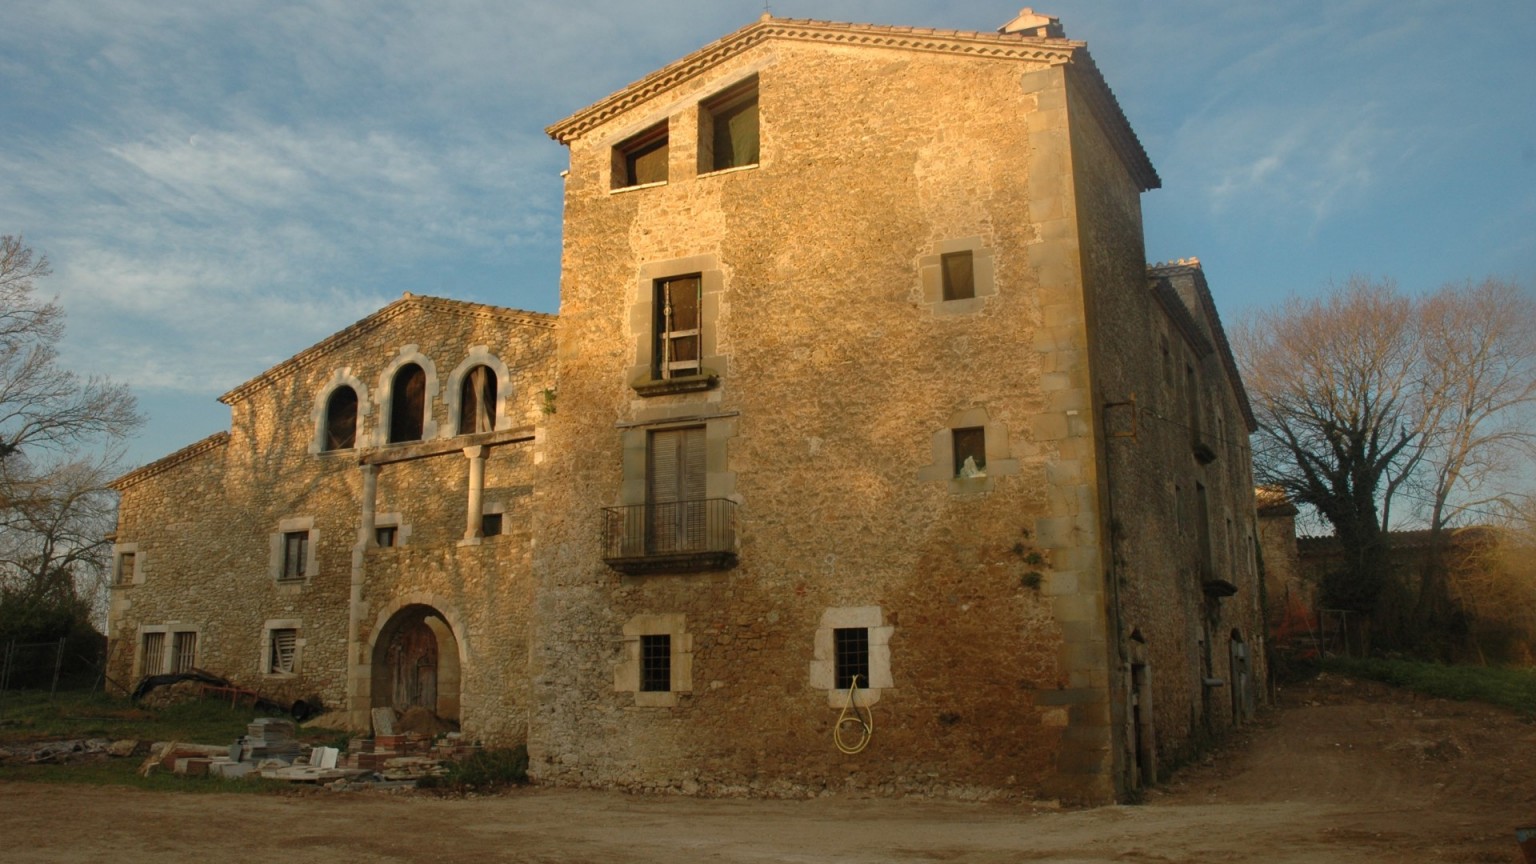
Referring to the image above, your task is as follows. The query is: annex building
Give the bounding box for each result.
[106,9,1266,804]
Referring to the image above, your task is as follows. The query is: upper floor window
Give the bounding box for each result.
[280,531,310,581]
[323,386,358,451]
[699,77,758,173]
[952,426,986,477]
[458,365,497,435]
[614,121,669,189]
[653,275,702,380]
[390,363,427,443]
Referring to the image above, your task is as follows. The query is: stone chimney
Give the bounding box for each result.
[999,8,1065,38]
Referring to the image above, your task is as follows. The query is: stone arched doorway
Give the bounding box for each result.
[371,604,461,722]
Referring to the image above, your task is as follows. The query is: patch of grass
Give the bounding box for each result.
[1323,657,1536,716]
[0,689,276,745]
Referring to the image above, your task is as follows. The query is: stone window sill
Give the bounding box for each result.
[632,371,719,397]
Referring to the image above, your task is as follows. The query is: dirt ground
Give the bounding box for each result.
[3,674,1534,863]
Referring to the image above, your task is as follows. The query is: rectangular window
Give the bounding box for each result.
[639,634,672,692]
[952,426,987,477]
[647,426,707,554]
[653,275,702,380]
[700,77,759,173]
[941,251,975,301]
[833,627,870,690]
[376,525,398,547]
[268,628,298,674]
[614,122,668,188]
[141,632,166,676]
[171,631,197,674]
[281,531,309,580]
[480,512,504,538]
[115,551,136,585]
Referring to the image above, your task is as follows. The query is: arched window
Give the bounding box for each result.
[458,365,497,435]
[389,363,427,443]
[323,386,358,451]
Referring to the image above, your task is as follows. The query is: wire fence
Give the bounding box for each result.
[0,637,107,718]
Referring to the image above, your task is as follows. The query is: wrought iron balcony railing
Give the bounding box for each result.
[601,498,738,575]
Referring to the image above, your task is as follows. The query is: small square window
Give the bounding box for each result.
[640,634,671,692]
[833,628,870,690]
[480,512,504,538]
[941,251,975,301]
[952,427,987,477]
[115,551,136,585]
[614,122,669,189]
[268,628,298,674]
[700,77,759,173]
[281,531,309,580]
[376,525,398,547]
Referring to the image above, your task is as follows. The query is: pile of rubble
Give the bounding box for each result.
[134,707,478,787]
[0,738,145,765]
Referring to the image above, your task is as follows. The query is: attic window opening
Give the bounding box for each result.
[458,365,497,435]
[614,122,669,189]
[952,426,986,477]
[699,77,759,173]
[941,251,975,301]
[389,363,427,443]
[480,512,504,538]
[833,627,870,689]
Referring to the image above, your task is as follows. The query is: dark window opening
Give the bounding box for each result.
[324,386,358,451]
[952,426,987,477]
[640,634,671,692]
[941,251,975,301]
[269,628,297,674]
[615,122,669,188]
[458,365,497,435]
[171,631,197,674]
[480,512,503,538]
[375,525,398,547]
[281,531,309,580]
[389,363,427,443]
[653,276,702,380]
[834,627,870,690]
[115,552,135,585]
[700,78,759,173]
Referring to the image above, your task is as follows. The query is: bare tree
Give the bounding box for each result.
[0,234,142,633]
[1233,278,1420,617]
[1408,279,1536,639]
[1236,275,1536,656]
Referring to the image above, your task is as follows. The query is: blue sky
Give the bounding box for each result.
[3,0,1534,467]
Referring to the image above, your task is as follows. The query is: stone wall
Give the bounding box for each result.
[108,297,555,737]
[531,33,1150,802]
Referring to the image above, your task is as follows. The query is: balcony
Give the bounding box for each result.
[601,498,738,575]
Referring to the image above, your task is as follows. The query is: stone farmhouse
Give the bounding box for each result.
[106,9,1265,804]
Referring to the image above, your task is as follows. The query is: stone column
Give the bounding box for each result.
[347,462,380,728]
[464,445,485,542]
[360,463,379,548]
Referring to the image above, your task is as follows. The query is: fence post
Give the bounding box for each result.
[0,639,14,717]
[50,637,66,699]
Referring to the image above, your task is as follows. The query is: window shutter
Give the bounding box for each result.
[647,426,706,552]
[271,629,297,673]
